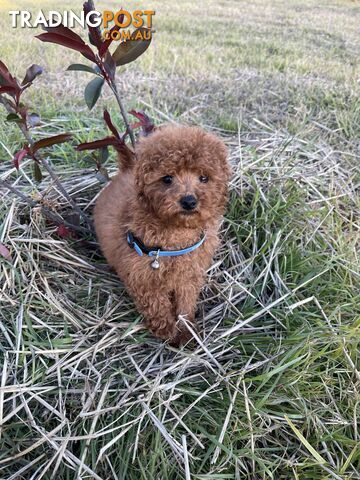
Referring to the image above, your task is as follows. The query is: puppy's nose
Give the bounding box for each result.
[180,195,197,211]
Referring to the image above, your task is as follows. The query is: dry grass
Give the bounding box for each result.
[0,0,359,478]
[1,122,359,478]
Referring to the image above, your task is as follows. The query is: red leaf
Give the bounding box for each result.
[76,136,121,151]
[129,110,155,136]
[113,142,135,163]
[13,148,29,169]
[129,110,146,122]
[0,60,18,88]
[32,133,72,153]
[103,109,120,138]
[35,33,96,63]
[56,224,71,238]
[0,86,17,96]
[113,27,152,67]
[83,1,103,49]
[43,24,88,44]
[99,20,123,57]
[0,242,11,261]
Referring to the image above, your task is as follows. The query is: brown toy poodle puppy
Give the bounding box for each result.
[94,124,230,346]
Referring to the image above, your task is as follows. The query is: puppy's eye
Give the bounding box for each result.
[199,175,209,183]
[162,175,173,185]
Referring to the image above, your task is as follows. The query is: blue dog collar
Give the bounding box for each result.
[126,231,206,259]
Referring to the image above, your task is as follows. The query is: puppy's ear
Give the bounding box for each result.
[134,166,156,192]
[115,144,135,171]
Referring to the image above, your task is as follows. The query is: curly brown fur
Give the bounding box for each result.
[94,125,230,346]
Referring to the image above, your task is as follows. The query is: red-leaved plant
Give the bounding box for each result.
[0,0,154,245]
[36,0,154,150]
[0,60,72,178]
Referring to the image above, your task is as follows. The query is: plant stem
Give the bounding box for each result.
[86,0,136,149]
[0,178,37,206]
[23,126,93,230]
[109,80,136,150]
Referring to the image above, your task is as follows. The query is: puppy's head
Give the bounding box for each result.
[134,125,230,227]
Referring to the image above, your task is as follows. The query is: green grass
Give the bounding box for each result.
[0,0,359,479]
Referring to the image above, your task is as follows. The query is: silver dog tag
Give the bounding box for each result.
[151,258,160,269]
[151,250,160,269]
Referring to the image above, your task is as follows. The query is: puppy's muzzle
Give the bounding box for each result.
[180,195,197,211]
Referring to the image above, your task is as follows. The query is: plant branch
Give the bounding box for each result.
[108,80,136,150]
[86,0,136,150]
[0,95,93,231]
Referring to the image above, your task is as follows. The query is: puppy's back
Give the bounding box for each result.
[94,171,135,269]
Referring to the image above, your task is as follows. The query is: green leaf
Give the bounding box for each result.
[84,76,104,110]
[96,166,110,183]
[103,51,116,80]
[99,146,109,163]
[22,64,43,85]
[284,415,327,464]
[67,64,97,74]
[6,113,23,123]
[113,28,152,67]
[340,445,358,474]
[33,162,42,182]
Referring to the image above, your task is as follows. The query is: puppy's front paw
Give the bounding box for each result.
[169,322,197,348]
[148,318,178,342]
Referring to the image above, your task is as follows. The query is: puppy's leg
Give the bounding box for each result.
[171,281,203,347]
[131,289,177,341]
